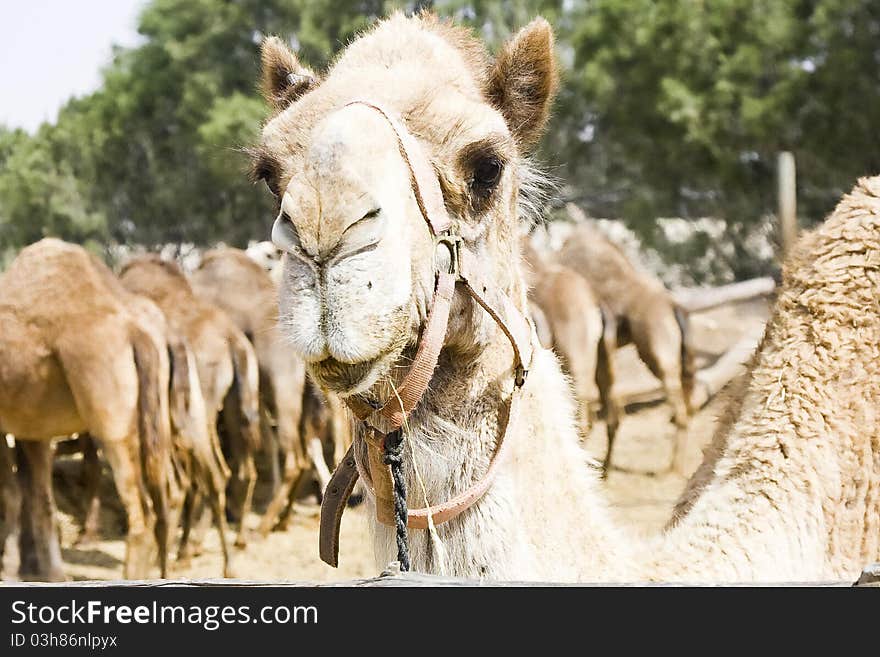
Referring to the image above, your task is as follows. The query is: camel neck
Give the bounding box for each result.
[359,319,634,581]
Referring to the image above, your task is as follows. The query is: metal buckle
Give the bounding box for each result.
[434,233,462,278]
[514,364,528,388]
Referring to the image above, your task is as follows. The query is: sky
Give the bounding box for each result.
[0,0,147,133]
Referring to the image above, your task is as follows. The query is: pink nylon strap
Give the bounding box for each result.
[345,101,451,237]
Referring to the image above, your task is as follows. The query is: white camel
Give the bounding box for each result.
[251,12,879,582]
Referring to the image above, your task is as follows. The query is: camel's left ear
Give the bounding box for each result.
[485,18,559,149]
[260,36,318,109]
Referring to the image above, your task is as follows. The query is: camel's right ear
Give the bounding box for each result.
[260,36,317,109]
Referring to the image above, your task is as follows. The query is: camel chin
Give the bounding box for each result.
[309,350,397,397]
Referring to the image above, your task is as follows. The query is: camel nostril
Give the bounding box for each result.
[271,210,301,253]
[367,281,372,289]
[362,208,381,220]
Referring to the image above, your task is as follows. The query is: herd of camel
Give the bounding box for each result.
[1,11,879,584]
[0,242,354,580]
[0,214,691,582]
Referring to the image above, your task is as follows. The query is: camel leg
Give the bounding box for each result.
[180,494,210,560]
[164,452,188,570]
[307,437,332,492]
[659,372,690,475]
[597,310,621,477]
[260,405,281,496]
[222,401,255,549]
[177,489,197,564]
[16,441,65,581]
[327,395,349,468]
[232,453,255,549]
[75,434,102,546]
[16,443,38,577]
[98,437,153,580]
[663,374,689,430]
[670,422,690,476]
[634,317,690,474]
[275,467,320,530]
[258,450,307,536]
[206,480,235,578]
[0,437,21,580]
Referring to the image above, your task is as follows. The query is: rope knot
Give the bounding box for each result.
[382,429,405,465]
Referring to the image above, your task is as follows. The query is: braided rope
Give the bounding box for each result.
[382,429,410,571]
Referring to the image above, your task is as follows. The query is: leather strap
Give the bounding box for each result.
[318,445,360,567]
[351,270,456,433]
[458,246,532,377]
[353,380,525,531]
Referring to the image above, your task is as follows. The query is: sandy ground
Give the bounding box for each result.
[5,298,770,583]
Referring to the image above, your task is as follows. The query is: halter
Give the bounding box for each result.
[271,100,535,568]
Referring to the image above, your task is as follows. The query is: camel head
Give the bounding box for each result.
[252,13,558,396]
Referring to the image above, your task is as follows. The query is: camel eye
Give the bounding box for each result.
[472,156,503,192]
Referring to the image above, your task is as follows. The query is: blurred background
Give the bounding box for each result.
[1,0,878,282]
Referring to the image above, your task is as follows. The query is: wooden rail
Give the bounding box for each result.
[672,277,776,313]
[6,562,877,587]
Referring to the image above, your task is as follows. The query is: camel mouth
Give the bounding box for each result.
[310,351,394,395]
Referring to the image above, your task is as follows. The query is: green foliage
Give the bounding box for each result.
[0,126,105,251]
[0,0,877,280]
[562,0,879,235]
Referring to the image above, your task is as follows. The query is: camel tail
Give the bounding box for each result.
[230,331,261,454]
[166,336,194,442]
[129,324,170,577]
[674,304,696,414]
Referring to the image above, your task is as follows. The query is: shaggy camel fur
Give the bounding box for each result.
[0,239,171,580]
[254,14,879,582]
[558,219,696,470]
[521,238,619,463]
[120,256,259,565]
[190,248,312,535]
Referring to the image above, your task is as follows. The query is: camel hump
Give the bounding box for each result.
[0,239,126,329]
[5,238,95,284]
[199,247,264,272]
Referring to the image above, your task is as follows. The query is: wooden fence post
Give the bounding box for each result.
[778,151,797,259]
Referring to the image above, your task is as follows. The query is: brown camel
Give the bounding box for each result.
[189,248,312,536]
[521,238,620,468]
[120,255,259,566]
[0,239,170,580]
[558,217,696,470]
[70,268,234,578]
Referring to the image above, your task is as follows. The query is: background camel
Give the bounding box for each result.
[521,237,620,466]
[190,248,311,535]
[253,13,879,582]
[0,239,170,580]
[71,294,233,579]
[120,255,259,570]
[558,215,696,471]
